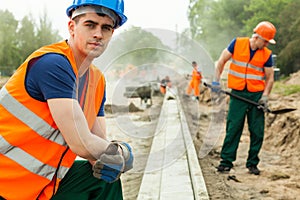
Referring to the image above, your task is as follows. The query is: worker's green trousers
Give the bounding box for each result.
[220,89,264,168]
[51,160,123,200]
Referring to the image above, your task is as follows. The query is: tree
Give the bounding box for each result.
[17,15,37,64]
[188,0,250,59]
[276,0,300,74]
[36,10,62,48]
[0,9,62,75]
[99,26,171,67]
[242,0,291,54]
[0,10,18,73]
[187,0,300,76]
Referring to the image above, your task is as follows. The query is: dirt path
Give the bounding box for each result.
[110,89,300,200]
[184,92,300,200]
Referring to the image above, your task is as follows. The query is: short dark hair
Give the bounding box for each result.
[192,61,197,65]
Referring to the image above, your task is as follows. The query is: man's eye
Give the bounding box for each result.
[102,26,112,32]
[87,24,96,28]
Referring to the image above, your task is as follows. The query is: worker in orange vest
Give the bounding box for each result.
[0,1,133,199]
[160,76,172,95]
[212,21,276,176]
[185,61,202,100]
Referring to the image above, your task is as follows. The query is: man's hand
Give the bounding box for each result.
[93,143,124,183]
[112,141,134,172]
[211,81,221,93]
[258,95,269,112]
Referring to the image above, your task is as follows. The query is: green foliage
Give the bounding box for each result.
[277,39,300,75]
[0,9,62,75]
[242,0,290,54]
[189,0,251,59]
[0,10,18,71]
[36,11,62,48]
[276,0,300,74]
[188,0,300,76]
[273,82,300,96]
[17,15,37,64]
[105,26,172,66]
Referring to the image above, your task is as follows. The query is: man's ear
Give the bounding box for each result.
[68,20,75,36]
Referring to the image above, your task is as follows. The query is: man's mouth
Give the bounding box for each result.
[89,42,103,48]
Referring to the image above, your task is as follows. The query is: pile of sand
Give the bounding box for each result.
[184,72,300,199]
[264,71,300,158]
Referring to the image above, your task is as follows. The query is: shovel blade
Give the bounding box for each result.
[269,108,297,115]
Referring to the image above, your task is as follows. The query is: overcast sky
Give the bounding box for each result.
[1,0,190,38]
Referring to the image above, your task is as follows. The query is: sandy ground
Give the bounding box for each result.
[105,96,164,200]
[182,86,300,200]
[108,81,300,200]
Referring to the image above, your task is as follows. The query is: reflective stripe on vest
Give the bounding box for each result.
[0,135,69,180]
[229,59,265,81]
[0,87,69,180]
[228,59,265,80]
[0,87,65,146]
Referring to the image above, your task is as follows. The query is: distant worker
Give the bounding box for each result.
[211,21,276,175]
[160,76,172,95]
[0,0,134,199]
[185,61,202,100]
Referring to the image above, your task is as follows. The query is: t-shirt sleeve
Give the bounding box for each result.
[26,53,76,101]
[264,54,273,67]
[227,38,237,54]
[97,89,106,117]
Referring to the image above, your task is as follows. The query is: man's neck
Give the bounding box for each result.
[68,39,93,77]
[249,38,258,51]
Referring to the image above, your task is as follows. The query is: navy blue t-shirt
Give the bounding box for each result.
[25,53,105,116]
[227,38,273,67]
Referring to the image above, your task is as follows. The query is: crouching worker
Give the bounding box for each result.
[0,0,133,199]
[160,76,172,95]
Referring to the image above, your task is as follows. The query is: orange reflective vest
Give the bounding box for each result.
[0,41,105,200]
[192,67,202,81]
[227,37,272,92]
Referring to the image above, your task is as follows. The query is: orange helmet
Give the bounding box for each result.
[253,21,276,44]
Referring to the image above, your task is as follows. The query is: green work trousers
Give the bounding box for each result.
[220,89,264,168]
[51,160,123,200]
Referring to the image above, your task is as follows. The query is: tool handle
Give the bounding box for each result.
[204,82,297,115]
[204,82,266,108]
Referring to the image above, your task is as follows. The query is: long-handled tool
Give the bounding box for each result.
[204,82,297,115]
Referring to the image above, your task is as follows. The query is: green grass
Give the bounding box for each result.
[273,82,300,96]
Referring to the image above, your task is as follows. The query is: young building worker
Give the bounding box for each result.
[0,0,134,199]
[212,21,276,175]
[185,61,202,100]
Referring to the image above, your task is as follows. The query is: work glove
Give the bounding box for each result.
[211,81,221,93]
[112,141,134,172]
[93,143,124,183]
[258,95,269,112]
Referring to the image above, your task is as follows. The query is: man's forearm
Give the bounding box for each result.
[48,98,109,160]
[263,67,274,96]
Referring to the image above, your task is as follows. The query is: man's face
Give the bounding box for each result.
[256,35,269,50]
[69,12,114,59]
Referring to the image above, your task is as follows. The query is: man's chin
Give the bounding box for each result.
[87,49,104,58]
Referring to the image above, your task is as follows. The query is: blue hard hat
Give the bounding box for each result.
[66,0,127,28]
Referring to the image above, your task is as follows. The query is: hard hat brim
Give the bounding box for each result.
[269,39,276,44]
